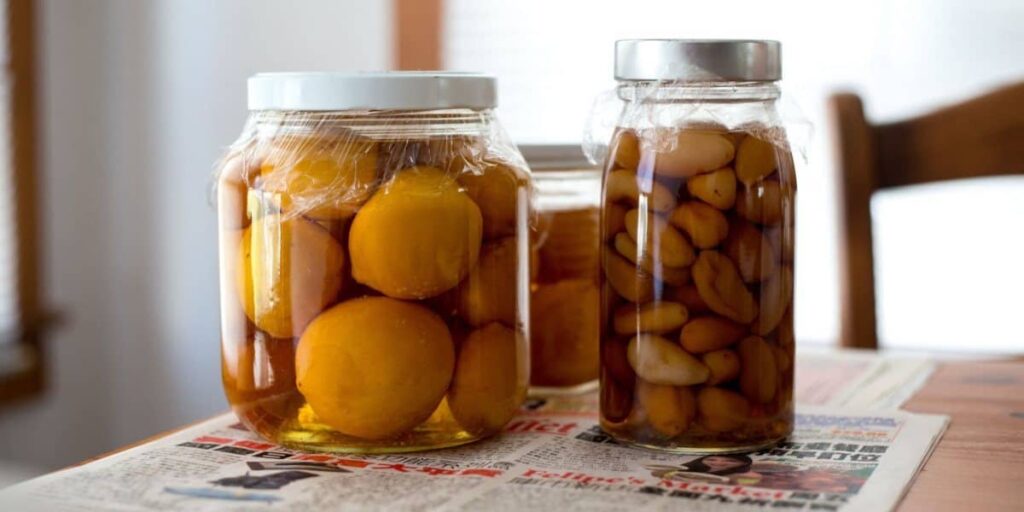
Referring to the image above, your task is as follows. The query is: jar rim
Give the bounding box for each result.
[248,72,497,111]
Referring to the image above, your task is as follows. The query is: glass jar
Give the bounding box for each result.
[598,40,796,452]
[523,146,602,395]
[216,72,531,453]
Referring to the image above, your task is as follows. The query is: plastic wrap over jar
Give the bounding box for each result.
[594,41,797,453]
[215,99,532,453]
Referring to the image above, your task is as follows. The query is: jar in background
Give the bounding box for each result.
[523,146,602,395]
[217,72,531,453]
[599,40,796,452]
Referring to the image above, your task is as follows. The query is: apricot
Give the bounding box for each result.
[624,209,696,268]
[236,214,345,338]
[603,203,628,241]
[691,251,757,324]
[669,202,730,249]
[724,219,778,283]
[457,237,519,326]
[736,181,784,225]
[613,302,689,335]
[679,316,747,354]
[752,266,793,336]
[631,380,695,438]
[626,334,709,386]
[295,297,455,440]
[349,166,483,299]
[611,130,641,170]
[605,169,676,212]
[259,135,379,220]
[702,349,740,385]
[459,162,526,239]
[536,207,601,282]
[698,387,751,432]
[735,135,779,184]
[449,323,525,435]
[603,247,654,303]
[531,279,600,387]
[686,167,737,210]
[646,129,735,178]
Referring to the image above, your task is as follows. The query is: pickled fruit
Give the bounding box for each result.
[236,214,346,338]
[349,166,483,299]
[218,109,531,453]
[692,251,758,324]
[459,162,525,239]
[735,135,778,185]
[260,135,379,220]
[626,334,709,386]
[449,323,524,434]
[698,387,751,432]
[295,297,455,440]
[624,209,696,268]
[670,202,729,250]
[530,198,602,389]
[456,237,518,326]
[631,380,695,438]
[648,129,735,178]
[603,247,654,303]
[536,208,601,282]
[611,130,641,170]
[600,126,795,451]
[613,302,689,335]
[605,169,675,212]
[531,280,600,386]
[702,349,740,385]
[686,167,736,210]
[679,316,747,354]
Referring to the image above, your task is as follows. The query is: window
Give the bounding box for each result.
[442,0,1024,352]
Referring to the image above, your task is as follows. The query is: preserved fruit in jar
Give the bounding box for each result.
[527,157,603,393]
[598,40,795,452]
[216,73,530,453]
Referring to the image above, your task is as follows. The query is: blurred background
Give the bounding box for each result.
[0,0,1021,479]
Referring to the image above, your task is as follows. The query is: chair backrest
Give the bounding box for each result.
[829,83,1024,349]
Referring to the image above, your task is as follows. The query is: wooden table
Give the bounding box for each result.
[899,360,1024,511]
[74,359,1024,510]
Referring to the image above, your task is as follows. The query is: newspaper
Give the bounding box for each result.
[795,349,935,409]
[0,352,947,511]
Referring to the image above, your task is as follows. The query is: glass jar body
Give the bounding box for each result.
[217,109,531,453]
[599,82,796,452]
[529,167,602,394]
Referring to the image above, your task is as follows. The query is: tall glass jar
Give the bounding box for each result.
[523,146,602,395]
[598,41,796,452]
[217,72,531,453]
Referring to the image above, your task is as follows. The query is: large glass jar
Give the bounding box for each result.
[598,41,796,452]
[216,73,531,453]
[524,147,602,395]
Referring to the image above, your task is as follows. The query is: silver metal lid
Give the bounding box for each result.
[615,39,781,82]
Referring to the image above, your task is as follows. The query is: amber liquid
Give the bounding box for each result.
[218,128,530,453]
[599,127,796,452]
[529,206,601,393]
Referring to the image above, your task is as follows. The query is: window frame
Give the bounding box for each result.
[0,0,44,404]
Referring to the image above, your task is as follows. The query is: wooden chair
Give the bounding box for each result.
[829,83,1024,349]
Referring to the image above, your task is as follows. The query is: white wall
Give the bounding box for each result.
[445,0,1024,353]
[0,0,392,470]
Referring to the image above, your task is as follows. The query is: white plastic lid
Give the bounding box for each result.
[247,72,498,111]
